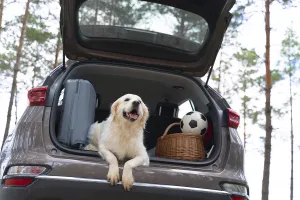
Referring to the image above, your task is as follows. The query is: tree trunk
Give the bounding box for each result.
[14,85,18,125]
[31,70,35,89]
[289,72,293,200]
[179,10,186,38]
[218,51,223,95]
[32,46,39,88]
[243,96,246,151]
[94,0,99,25]
[0,0,4,37]
[53,31,61,68]
[261,0,272,200]
[2,0,31,150]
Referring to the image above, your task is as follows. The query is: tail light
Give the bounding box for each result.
[3,178,34,187]
[3,165,48,187]
[28,86,48,106]
[221,183,248,200]
[227,109,240,129]
[6,166,47,176]
[232,196,247,200]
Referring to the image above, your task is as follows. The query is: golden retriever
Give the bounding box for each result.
[85,94,149,191]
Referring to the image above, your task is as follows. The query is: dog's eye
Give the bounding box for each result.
[124,98,130,102]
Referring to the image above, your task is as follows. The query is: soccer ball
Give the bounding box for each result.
[180,111,208,135]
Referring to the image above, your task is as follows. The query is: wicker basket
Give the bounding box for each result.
[155,122,206,161]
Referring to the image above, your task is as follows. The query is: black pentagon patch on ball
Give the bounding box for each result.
[189,120,197,128]
[200,128,207,135]
[200,114,207,121]
[180,120,184,129]
[186,111,194,115]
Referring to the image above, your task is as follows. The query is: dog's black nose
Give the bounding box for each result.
[132,101,140,107]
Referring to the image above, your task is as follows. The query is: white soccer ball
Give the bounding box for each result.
[180,111,208,135]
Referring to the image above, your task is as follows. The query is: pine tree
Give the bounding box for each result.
[212,0,252,102]
[280,27,300,200]
[53,30,61,68]
[0,0,4,36]
[2,0,31,150]
[14,85,18,124]
[261,1,293,199]
[22,13,55,88]
[233,48,260,151]
[79,0,148,27]
[253,69,284,130]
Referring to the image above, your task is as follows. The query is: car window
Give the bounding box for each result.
[78,0,209,52]
[178,100,194,118]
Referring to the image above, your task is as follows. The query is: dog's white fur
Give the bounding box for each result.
[85,94,150,191]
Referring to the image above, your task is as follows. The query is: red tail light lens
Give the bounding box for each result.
[227,109,240,129]
[3,166,48,187]
[3,178,34,187]
[28,86,48,106]
[231,196,246,200]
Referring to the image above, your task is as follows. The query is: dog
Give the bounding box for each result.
[85,94,150,191]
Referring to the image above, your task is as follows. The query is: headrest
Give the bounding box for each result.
[155,102,179,117]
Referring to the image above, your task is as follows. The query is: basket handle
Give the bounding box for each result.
[161,122,180,139]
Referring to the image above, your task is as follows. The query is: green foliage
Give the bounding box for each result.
[211,52,233,96]
[0,0,59,90]
[79,0,208,44]
[0,37,18,77]
[224,0,253,45]
[147,4,208,41]
[26,27,54,43]
[211,0,254,102]
[233,47,260,137]
[22,16,55,88]
[0,52,14,71]
[234,48,260,92]
[255,69,284,91]
[280,27,300,75]
[79,0,148,27]
[234,48,260,66]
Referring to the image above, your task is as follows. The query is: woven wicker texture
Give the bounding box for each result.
[155,123,206,161]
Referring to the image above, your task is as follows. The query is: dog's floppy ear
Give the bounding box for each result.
[111,99,120,120]
[140,103,149,129]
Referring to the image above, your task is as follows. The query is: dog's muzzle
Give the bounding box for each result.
[123,109,139,122]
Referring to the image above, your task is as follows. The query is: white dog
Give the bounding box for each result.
[85,94,150,191]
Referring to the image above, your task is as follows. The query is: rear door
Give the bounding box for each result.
[60,0,234,76]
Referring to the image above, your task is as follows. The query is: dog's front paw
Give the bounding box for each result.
[122,170,134,191]
[107,165,120,185]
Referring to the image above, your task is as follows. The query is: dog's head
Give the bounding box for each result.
[110,94,149,128]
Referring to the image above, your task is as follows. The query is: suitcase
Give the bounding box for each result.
[57,79,97,149]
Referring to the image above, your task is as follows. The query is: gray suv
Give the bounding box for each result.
[0,0,249,199]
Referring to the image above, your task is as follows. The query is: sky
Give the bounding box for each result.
[1,1,300,200]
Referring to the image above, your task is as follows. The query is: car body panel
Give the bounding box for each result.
[0,61,248,199]
[1,175,233,200]
[0,107,247,193]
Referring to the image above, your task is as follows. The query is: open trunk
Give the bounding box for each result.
[50,61,222,165]
[50,0,234,165]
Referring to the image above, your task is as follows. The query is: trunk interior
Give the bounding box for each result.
[52,62,220,165]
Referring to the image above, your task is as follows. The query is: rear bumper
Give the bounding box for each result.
[0,175,233,200]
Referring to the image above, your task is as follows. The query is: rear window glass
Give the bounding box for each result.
[178,100,195,118]
[78,0,209,52]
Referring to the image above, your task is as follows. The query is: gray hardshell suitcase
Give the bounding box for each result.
[57,79,97,149]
